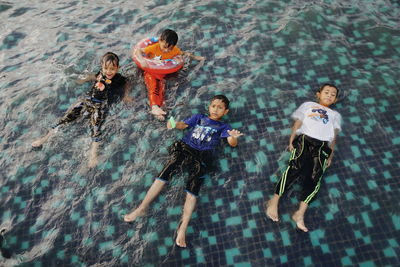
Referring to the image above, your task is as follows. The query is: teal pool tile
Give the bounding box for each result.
[226,216,242,226]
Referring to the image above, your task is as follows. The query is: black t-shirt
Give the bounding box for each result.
[87,72,126,105]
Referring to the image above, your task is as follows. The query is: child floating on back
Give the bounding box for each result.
[133,29,204,121]
[265,84,342,232]
[124,95,243,247]
[31,52,133,168]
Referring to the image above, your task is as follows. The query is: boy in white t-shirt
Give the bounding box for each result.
[265,84,342,232]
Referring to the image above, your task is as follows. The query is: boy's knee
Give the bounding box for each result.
[91,128,102,142]
[155,177,168,183]
[185,190,199,199]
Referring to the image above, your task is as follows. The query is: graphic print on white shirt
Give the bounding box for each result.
[292,102,342,143]
[308,107,329,124]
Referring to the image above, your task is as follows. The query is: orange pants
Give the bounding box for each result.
[144,72,166,107]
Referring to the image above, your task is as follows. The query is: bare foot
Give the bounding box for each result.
[31,139,44,148]
[31,129,56,148]
[123,208,146,223]
[175,223,187,248]
[265,200,279,222]
[292,211,308,232]
[151,105,166,116]
[154,114,165,121]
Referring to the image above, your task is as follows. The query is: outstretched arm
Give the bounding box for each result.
[167,120,188,130]
[132,48,149,68]
[326,128,339,167]
[227,129,244,147]
[182,51,205,61]
[288,120,302,151]
[76,73,97,84]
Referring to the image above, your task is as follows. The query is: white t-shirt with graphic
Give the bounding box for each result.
[292,101,342,143]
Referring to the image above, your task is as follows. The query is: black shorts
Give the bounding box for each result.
[275,134,332,203]
[53,97,107,142]
[156,141,213,196]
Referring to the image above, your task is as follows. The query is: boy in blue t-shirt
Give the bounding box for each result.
[124,95,243,248]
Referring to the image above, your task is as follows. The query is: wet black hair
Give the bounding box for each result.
[160,29,178,47]
[211,95,230,109]
[318,83,339,98]
[101,52,119,67]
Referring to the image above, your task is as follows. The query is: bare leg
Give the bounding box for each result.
[265,193,280,222]
[292,201,309,232]
[31,128,57,148]
[124,179,166,222]
[88,141,99,168]
[176,193,197,248]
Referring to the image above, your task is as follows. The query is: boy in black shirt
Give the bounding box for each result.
[31,52,132,167]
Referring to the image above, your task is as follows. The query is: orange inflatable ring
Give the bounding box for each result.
[133,37,184,75]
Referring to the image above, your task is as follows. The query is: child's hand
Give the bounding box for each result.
[288,143,294,151]
[227,129,243,147]
[95,82,105,91]
[167,117,176,129]
[139,59,149,68]
[228,129,243,138]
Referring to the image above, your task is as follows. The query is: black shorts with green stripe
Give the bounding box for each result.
[275,134,332,204]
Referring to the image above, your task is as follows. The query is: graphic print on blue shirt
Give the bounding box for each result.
[191,125,218,142]
[310,108,329,124]
[182,114,232,151]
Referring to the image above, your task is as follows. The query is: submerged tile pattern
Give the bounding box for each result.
[0,0,399,266]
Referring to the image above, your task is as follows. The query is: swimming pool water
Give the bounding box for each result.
[0,0,399,266]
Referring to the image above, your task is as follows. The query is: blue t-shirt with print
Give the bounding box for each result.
[182,114,232,151]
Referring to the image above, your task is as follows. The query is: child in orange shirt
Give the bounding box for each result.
[133,29,204,120]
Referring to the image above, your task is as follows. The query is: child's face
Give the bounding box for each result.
[159,39,174,53]
[208,99,229,120]
[101,61,119,80]
[317,85,338,107]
